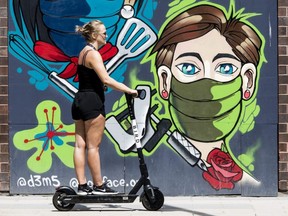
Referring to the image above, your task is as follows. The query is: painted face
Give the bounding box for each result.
[171,29,242,82]
[168,29,244,142]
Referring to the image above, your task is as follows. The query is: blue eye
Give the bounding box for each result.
[216,64,238,75]
[176,63,200,75]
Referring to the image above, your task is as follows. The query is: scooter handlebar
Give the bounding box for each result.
[125,89,146,110]
[137,89,146,99]
[126,89,146,99]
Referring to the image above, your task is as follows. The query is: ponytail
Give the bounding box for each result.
[75,20,103,42]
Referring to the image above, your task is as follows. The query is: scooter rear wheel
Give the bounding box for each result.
[141,189,164,211]
[52,191,75,211]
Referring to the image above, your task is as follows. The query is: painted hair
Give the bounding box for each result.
[152,5,262,69]
[75,20,104,43]
[13,0,52,44]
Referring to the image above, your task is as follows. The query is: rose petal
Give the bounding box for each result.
[219,161,233,168]
[217,151,229,159]
[232,165,243,182]
[203,171,235,190]
[211,158,238,178]
[207,148,221,164]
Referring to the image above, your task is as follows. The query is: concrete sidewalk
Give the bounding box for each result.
[0,193,287,216]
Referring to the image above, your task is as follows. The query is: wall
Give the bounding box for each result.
[279,0,288,191]
[0,0,8,192]
[0,0,287,194]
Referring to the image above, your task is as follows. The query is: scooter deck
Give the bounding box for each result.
[61,193,138,204]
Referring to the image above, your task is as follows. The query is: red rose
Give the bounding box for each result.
[202,148,243,190]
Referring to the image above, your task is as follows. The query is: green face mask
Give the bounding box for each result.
[169,76,243,142]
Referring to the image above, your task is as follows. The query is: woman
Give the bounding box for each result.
[72,20,138,195]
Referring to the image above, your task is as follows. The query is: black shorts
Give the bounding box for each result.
[71,91,105,121]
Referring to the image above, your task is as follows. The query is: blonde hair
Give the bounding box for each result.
[75,20,104,43]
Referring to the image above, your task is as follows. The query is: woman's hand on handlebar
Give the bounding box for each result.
[130,89,138,98]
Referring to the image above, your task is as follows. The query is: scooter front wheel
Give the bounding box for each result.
[52,191,75,211]
[141,189,164,211]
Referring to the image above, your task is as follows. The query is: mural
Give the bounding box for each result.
[9,0,278,196]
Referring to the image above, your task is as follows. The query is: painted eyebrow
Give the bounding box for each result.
[175,52,203,63]
[212,53,240,62]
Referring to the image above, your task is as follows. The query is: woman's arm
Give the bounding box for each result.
[88,50,136,95]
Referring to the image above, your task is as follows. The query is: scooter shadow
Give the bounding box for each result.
[161,204,215,216]
[52,203,214,215]
[70,203,146,212]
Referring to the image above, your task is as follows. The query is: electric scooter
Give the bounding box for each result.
[52,90,164,211]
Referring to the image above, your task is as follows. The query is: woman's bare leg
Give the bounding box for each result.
[74,120,87,185]
[85,114,105,186]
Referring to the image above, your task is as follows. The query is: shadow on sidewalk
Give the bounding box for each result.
[161,204,215,216]
[51,203,215,216]
[55,203,144,212]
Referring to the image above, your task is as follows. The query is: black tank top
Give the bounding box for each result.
[77,49,105,102]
